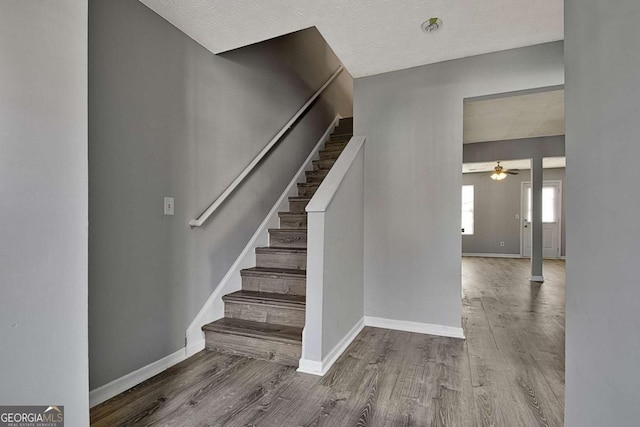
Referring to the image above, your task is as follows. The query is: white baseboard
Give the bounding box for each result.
[185,115,341,349]
[530,275,545,282]
[186,338,205,358]
[297,358,323,374]
[297,317,364,376]
[364,316,465,339]
[90,346,189,408]
[462,253,522,258]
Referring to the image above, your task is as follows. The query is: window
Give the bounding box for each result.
[526,186,557,223]
[542,186,556,223]
[461,185,474,235]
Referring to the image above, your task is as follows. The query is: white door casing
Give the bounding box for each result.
[521,180,562,258]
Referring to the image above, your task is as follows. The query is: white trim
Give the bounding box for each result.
[521,179,563,259]
[463,253,564,260]
[520,179,528,257]
[90,346,187,407]
[297,358,323,374]
[185,116,341,349]
[462,253,522,258]
[186,338,205,358]
[364,316,466,339]
[297,318,364,376]
[190,66,344,227]
[556,180,563,258]
[530,275,545,282]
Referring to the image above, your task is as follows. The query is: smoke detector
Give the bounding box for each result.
[421,17,443,33]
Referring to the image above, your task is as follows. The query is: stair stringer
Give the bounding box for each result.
[185,115,341,357]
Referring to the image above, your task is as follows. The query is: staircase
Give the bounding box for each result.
[202,117,354,367]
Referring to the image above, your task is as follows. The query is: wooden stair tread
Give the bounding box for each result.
[202,318,302,344]
[297,182,320,187]
[269,228,307,233]
[313,160,336,171]
[223,290,306,308]
[323,144,347,152]
[256,246,307,254]
[278,212,307,217]
[241,266,306,278]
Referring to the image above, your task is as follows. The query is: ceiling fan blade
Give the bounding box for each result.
[505,171,519,175]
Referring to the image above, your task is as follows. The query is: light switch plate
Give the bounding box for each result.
[164,197,174,215]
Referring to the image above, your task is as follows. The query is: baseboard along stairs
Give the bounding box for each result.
[201,117,354,367]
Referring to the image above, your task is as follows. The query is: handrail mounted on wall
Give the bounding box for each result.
[189,65,345,228]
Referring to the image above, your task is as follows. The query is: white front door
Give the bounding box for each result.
[521,181,562,258]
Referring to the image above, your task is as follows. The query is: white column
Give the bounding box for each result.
[530,156,544,282]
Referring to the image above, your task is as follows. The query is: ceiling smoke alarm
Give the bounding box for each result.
[421,17,443,33]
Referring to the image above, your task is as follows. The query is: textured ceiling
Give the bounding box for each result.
[463,157,566,174]
[137,0,563,77]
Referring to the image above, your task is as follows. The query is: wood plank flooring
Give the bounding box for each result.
[91,257,565,426]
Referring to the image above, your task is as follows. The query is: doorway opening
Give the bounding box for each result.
[460,85,566,423]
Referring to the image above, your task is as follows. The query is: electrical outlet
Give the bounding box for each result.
[500,241,505,247]
[164,197,174,215]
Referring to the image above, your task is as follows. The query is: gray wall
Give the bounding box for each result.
[462,168,566,256]
[89,0,352,389]
[355,42,564,328]
[0,1,89,425]
[565,0,640,425]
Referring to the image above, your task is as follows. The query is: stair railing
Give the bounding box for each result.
[189,65,345,228]
[298,135,366,375]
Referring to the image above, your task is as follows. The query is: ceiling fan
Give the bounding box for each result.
[489,161,519,180]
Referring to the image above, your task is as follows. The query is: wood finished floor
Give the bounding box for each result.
[91,258,565,426]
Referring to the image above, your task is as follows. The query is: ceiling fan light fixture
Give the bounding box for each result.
[490,172,507,181]
[421,17,443,33]
[490,162,508,180]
